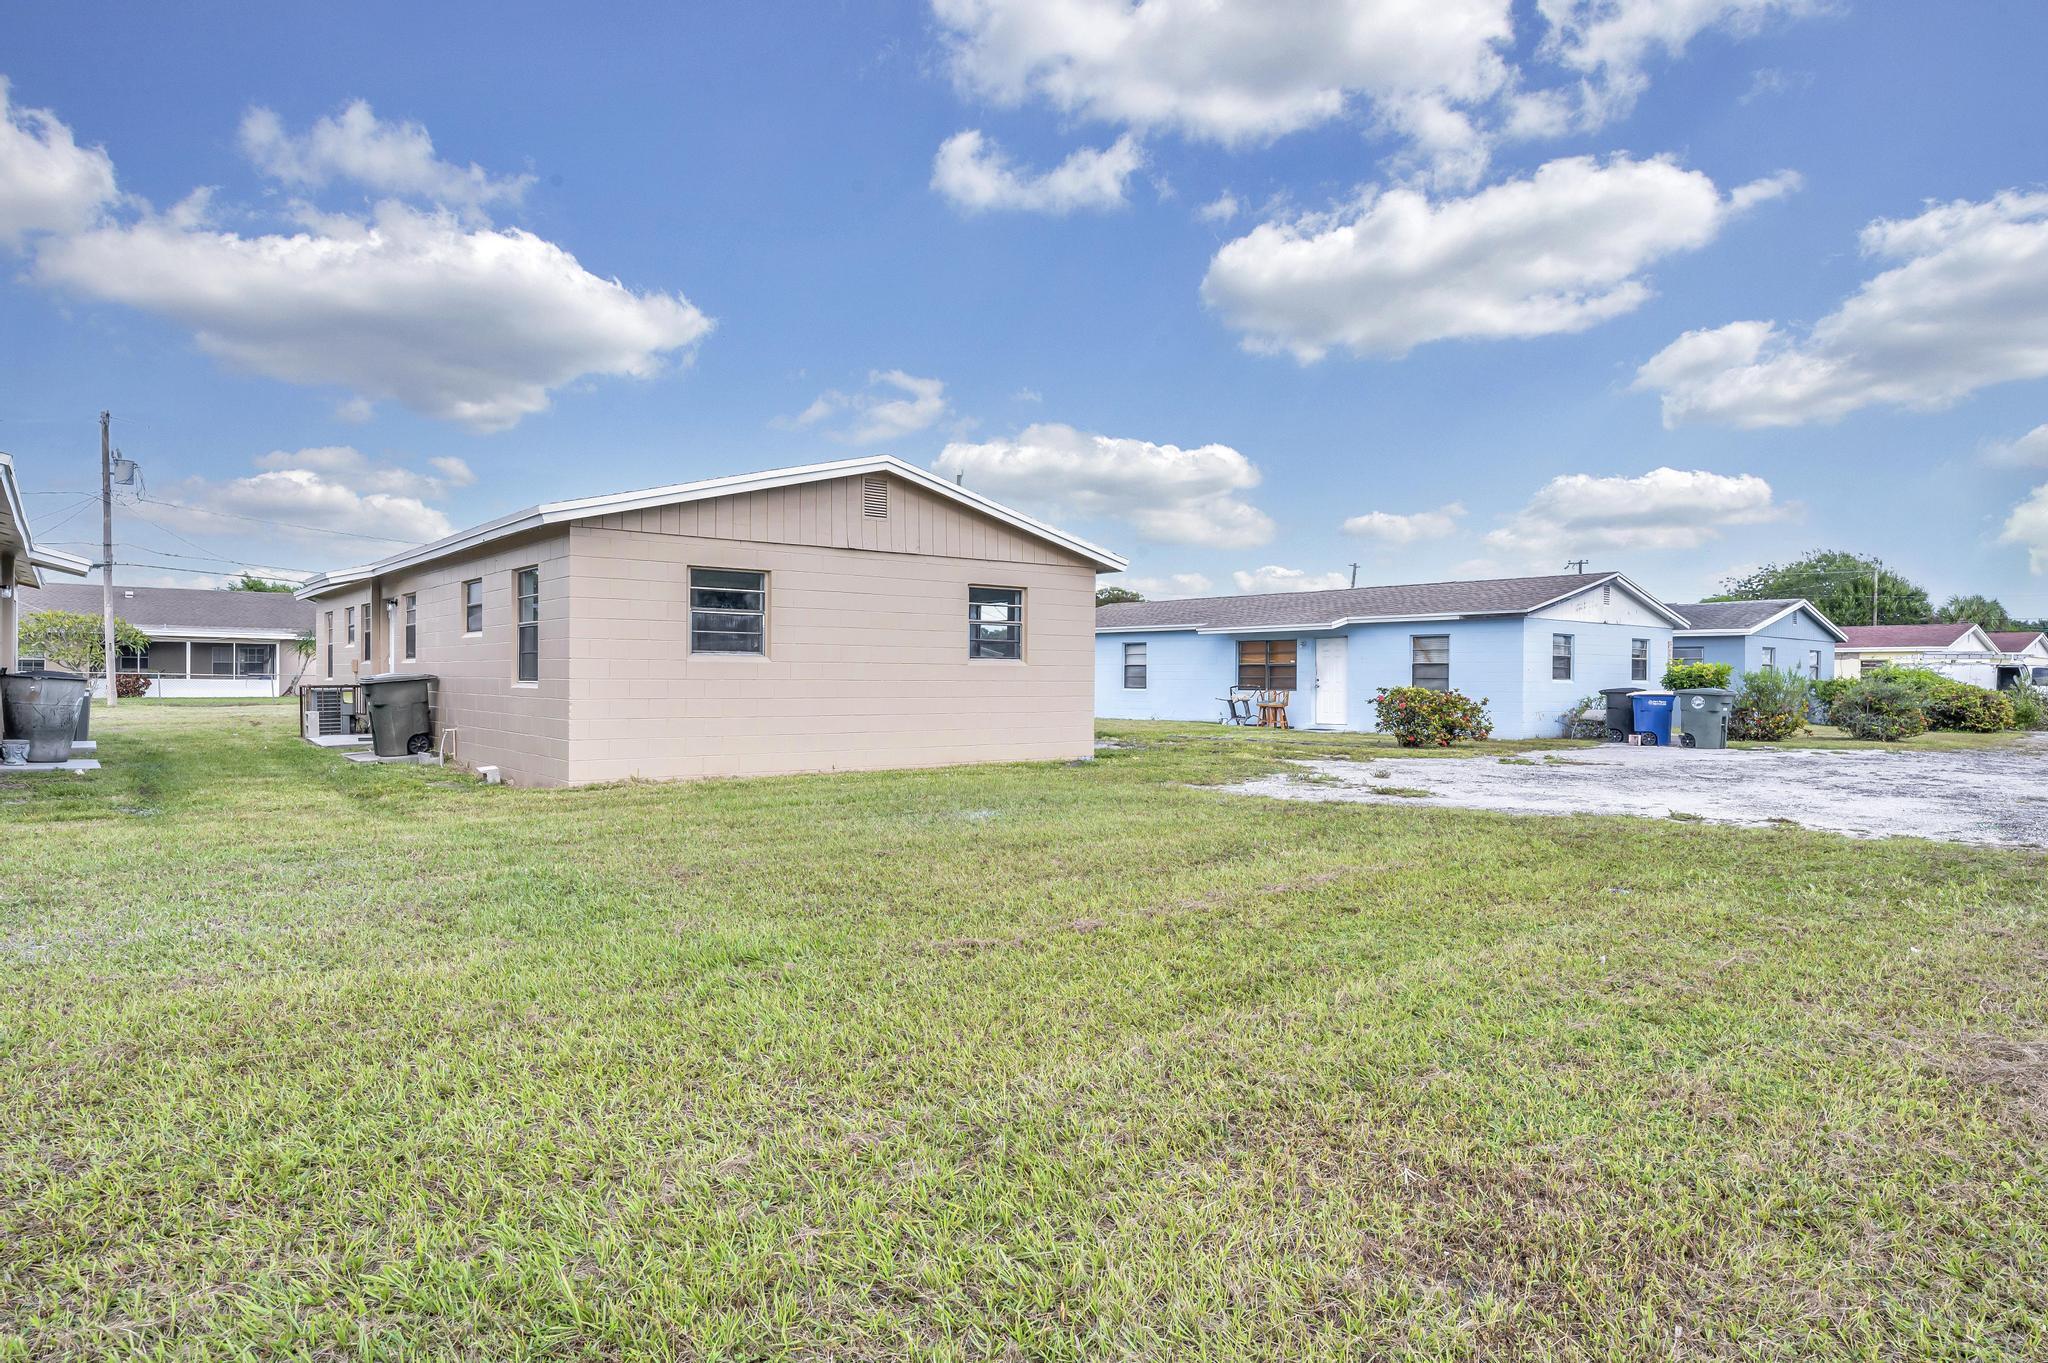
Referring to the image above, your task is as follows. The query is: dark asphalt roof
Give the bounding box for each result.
[15,582,315,634]
[1838,624,1982,648]
[1096,571,1643,631]
[1665,599,1802,632]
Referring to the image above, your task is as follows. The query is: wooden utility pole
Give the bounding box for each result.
[100,411,116,708]
[1871,559,1880,626]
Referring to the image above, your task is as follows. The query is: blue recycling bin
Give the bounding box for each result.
[1630,692,1675,746]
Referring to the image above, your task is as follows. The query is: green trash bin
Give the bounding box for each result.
[361,672,437,757]
[1675,687,1735,749]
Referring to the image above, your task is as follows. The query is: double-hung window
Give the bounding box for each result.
[515,568,540,682]
[1630,637,1649,682]
[1411,634,1450,690]
[1123,641,1147,689]
[691,568,765,654]
[345,607,355,645]
[1551,633,1574,681]
[1237,639,1297,690]
[237,643,274,678]
[403,594,417,660]
[1807,649,1822,680]
[1760,646,1777,670]
[969,587,1023,659]
[325,611,335,676]
[462,579,484,634]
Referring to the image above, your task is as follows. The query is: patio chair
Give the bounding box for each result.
[1219,693,1256,725]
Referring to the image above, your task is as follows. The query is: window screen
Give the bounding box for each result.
[1808,649,1821,680]
[1123,641,1147,689]
[1411,635,1450,690]
[1760,646,1777,670]
[237,643,274,677]
[969,587,1023,659]
[463,580,483,634]
[1630,638,1649,682]
[1237,639,1297,690]
[1551,633,1574,681]
[404,594,417,659]
[692,568,765,654]
[1674,644,1704,662]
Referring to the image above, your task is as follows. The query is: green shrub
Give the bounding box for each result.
[2005,681,2048,731]
[1560,694,1606,740]
[1662,660,1733,691]
[1372,687,1493,747]
[1729,669,1812,742]
[1813,676,1853,719]
[1925,685,2014,732]
[1830,678,1929,742]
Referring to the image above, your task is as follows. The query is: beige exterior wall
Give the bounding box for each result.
[308,472,1098,786]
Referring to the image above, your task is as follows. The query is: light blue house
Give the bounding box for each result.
[1097,571,1685,740]
[1665,599,1843,681]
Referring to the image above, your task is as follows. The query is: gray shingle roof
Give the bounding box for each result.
[1665,599,1802,632]
[1838,623,1981,649]
[15,582,315,634]
[1097,571,1647,632]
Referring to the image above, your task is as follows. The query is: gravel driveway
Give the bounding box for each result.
[1227,739,2048,847]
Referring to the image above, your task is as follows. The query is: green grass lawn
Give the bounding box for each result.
[3,705,2045,1360]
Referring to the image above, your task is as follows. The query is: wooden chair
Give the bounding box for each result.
[1256,690,1291,729]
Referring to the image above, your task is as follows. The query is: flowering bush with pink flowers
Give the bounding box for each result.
[1371,686,1493,747]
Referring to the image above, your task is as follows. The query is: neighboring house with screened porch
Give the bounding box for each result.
[293,455,1124,786]
[1094,571,1683,739]
[12,581,313,697]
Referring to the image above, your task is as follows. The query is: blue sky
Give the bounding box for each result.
[3,1,2046,612]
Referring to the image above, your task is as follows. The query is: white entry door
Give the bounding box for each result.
[1314,637,1348,725]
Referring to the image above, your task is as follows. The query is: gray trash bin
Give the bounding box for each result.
[361,672,437,757]
[2,670,91,762]
[1599,685,1645,741]
[1675,687,1735,749]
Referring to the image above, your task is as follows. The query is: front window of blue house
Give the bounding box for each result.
[1551,633,1574,681]
[1410,635,1449,690]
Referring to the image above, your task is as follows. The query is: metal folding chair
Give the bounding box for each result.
[1219,693,1255,725]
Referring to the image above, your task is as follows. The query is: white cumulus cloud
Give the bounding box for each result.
[2000,484,2048,574]
[1198,192,1241,223]
[781,370,951,444]
[239,101,533,217]
[1636,190,2048,428]
[1113,571,1215,598]
[35,198,711,432]
[1485,467,1789,563]
[1343,501,1466,545]
[934,422,1273,548]
[134,449,465,548]
[1986,425,2048,469]
[0,76,117,248]
[931,130,1143,214]
[1233,565,1351,593]
[1203,155,1794,362]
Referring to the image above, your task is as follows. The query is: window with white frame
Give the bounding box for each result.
[1411,634,1450,690]
[1551,633,1574,681]
[690,568,765,654]
[1123,641,1147,689]
[404,594,417,660]
[515,568,539,682]
[1630,638,1649,682]
[325,611,334,675]
[969,587,1023,659]
[345,606,355,644]
[237,643,275,677]
[462,579,483,634]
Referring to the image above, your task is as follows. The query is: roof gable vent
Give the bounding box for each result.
[862,475,888,518]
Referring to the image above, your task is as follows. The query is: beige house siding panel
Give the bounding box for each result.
[369,527,574,787]
[562,500,1096,783]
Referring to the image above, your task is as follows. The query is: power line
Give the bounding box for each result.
[131,492,419,545]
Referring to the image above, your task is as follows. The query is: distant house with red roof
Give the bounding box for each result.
[1834,622,2035,688]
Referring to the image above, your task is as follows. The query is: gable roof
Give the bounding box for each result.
[1990,630,2048,653]
[1838,623,1994,650]
[1096,571,1688,633]
[299,454,1125,599]
[16,582,315,637]
[1,452,92,588]
[1665,598,1847,642]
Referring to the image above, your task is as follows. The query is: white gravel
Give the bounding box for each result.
[1226,738,2048,847]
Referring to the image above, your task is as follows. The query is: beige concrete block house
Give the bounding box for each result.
[295,456,1125,786]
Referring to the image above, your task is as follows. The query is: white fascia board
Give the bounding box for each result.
[294,567,374,601]
[299,455,1126,591]
[28,547,92,577]
[143,627,303,641]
